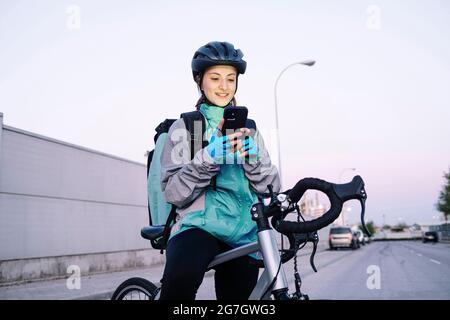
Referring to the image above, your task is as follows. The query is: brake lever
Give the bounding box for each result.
[293,231,319,272]
[309,232,318,273]
[360,198,371,237]
[333,175,371,237]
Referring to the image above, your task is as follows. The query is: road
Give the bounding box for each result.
[1,240,448,300]
[196,241,450,300]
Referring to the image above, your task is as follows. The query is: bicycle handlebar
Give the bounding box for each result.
[271,175,370,236]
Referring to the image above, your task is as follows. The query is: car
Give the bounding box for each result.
[329,226,360,250]
[355,229,366,246]
[422,231,438,243]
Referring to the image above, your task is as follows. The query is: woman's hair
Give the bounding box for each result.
[194,74,237,110]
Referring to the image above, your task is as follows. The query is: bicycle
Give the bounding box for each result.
[111,175,369,300]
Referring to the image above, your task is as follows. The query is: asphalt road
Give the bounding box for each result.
[1,240,448,300]
[196,241,450,300]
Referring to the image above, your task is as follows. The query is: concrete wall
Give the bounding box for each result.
[0,113,162,283]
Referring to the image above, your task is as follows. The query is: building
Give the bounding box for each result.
[299,192,327,219]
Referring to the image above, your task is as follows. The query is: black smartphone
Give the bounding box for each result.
[221,106,248,134]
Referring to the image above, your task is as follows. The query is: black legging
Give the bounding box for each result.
[159,227,259,300]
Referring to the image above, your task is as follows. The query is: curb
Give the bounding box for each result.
[68,290,115,300]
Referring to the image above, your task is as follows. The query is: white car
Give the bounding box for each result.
[329,227,359,250]
[355,230,366,245]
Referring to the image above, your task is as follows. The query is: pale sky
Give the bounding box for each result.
[1,0,449,226]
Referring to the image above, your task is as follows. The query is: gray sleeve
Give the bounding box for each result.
[242,129,281,195]
[160,118,220,208]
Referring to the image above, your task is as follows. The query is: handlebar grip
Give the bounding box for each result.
[274,178,342,233]
[288,177,332,203]
[276,177,343,234]
[274,175,367,234]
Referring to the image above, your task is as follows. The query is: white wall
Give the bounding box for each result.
[0,115,151,261]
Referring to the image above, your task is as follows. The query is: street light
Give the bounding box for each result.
[339,168,356,225]
[274,60,316,190]
[342,207,352,226]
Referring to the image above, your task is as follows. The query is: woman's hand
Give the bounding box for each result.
[206,118,244,164]
[237,128,258,160]
[206,119,259,164]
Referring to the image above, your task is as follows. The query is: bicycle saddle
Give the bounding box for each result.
[141,226,165,241]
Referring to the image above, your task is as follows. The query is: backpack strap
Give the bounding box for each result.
[153,112,209,252]
[158,205,178,254]
[181,111,218,190]
[180,111,208,160]
[154,119,177,143]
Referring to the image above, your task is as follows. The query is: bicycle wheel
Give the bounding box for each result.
[111,277,159,300]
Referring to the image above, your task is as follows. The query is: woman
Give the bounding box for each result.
[159,41,280,300]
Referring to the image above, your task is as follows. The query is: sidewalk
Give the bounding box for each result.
[0,261,233,300]
[0,263,166,300]
[0,244,326,300]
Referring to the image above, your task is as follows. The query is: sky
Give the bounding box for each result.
[1,0,449,226]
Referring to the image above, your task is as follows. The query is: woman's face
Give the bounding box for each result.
[201,65,237,107]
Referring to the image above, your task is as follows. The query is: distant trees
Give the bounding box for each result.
[359,220,375,235]
[391,222,408,232]
[436,168,450,222]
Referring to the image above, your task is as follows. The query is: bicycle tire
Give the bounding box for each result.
[111,277,159,300]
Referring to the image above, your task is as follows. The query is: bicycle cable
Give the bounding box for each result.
[264,203,308,300]
[260,257,282,300]
[292,203,309,299]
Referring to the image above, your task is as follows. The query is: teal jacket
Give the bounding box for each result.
[160,103,280,248]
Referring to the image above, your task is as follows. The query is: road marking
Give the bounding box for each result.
[430,259,441,265]
[416,253,423,257]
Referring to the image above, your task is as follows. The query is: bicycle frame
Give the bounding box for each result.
[153,205,290,300]
[210,228,289,300]
[120,176,368,301]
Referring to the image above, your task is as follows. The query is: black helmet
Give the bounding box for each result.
[191,41,247,81]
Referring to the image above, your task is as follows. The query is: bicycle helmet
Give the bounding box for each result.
[191,41,247,81]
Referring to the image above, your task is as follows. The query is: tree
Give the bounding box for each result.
[392,222,408,232]
[436,168,450,222]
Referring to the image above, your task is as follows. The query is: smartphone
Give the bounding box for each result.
[221,106,248,134]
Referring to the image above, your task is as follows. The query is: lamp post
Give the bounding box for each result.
[339,168,356,225]
[274,60,316,190]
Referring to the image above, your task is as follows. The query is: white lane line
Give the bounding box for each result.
[416,253,423,257]
[430,259,441,265]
